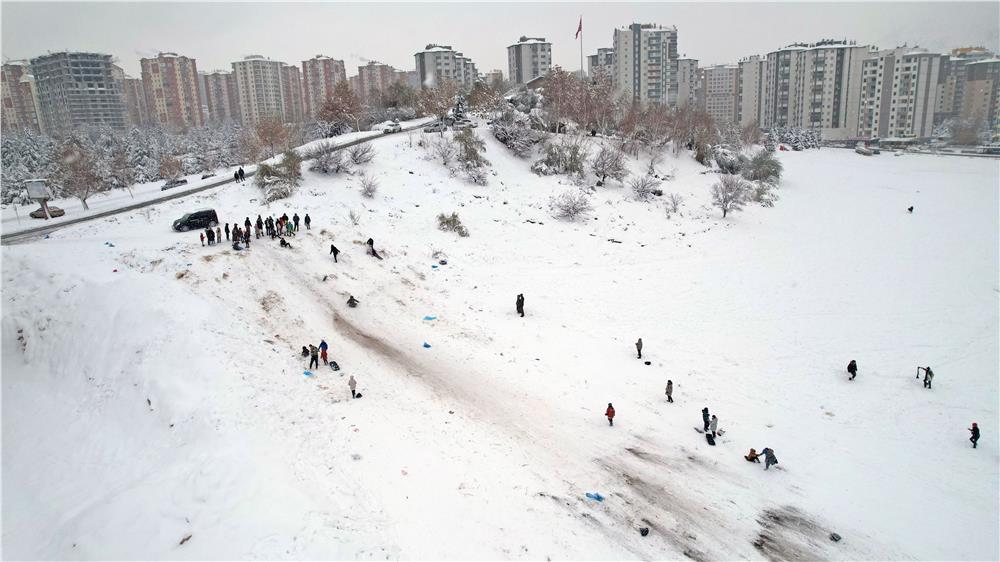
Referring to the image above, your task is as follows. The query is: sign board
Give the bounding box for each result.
[24,179,50,200]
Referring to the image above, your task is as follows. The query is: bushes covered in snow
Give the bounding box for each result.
[359,173,379,199]
[549,189,593,221]
[491,109,535,158]
[348,143,376,165]
[437,212,469,237]
[713,147,748,174]
[532,135,589,179]
[256,150,302,202]
[742,150,783,184]
[307,142,352,174]
[665,193,684,218]
[592,146,628,184]
[711,174,748,218]
[629,175,660,202]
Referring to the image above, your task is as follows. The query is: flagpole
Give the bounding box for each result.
[579,16,584,78]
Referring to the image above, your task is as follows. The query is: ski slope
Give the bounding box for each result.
[2,134,997,560]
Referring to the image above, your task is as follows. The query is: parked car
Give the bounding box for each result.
[423,122,447,133]
[452,121,473,131]
[383,121,402,134]
[172,209,219,232]
[161,178,188,191]
[201,173,216,179]
[29,206,65,219]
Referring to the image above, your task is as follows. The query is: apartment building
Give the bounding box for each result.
[1,61,43,132]
[935,47,994,124]
[737,55,766,127]
[232,55,286,126]
[612,23,679,106]
[357,61,396,102]
[394,69,421,90]
[200,70,241,125]
[587,48,614,80]
[762,40,869,139]
[857,47,941,139]
[30,51,128,134]
[301,55,346,119]
[676,58,700,108]
[140,52,204,130]
[122,76,149,126]
[507,36,552,85]
[960,58,1000,138]
[702,64,739,125]
[280,63,304,123]
[414,44,477,91]
[483,69,504,86]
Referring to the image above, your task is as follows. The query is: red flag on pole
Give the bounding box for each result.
[575,17,582,39]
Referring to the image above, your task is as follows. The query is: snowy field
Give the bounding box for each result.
[2,134,997,560]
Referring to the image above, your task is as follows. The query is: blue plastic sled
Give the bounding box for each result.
[422,342,432,349]
[303,371,314,377]
[585,492,605,502]
[423,316,437,321]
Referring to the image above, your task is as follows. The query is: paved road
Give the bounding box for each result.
[1,120,431,245]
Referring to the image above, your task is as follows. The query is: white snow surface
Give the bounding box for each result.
[2,134,998,560]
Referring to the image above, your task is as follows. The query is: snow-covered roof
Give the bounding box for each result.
[418,44,454,54]
[966,58,1000,65]
[510,37,550,48]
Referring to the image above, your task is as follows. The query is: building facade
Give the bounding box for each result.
[30,51,128,134]
[200,70,240,125]
[483,69,504,86]
[357,61,396,102]
[587,48,614,79]
[280,63,303,123]
[301,55,346,119]
[737,55,767,127]
[140,52,204,131]
[676,58,700,108]
[857,47,941,139]
[232,55,286,126]
[612,23,679,106]
[1,62,43,133]
[415,44,477,91]
[507,36,552,85]
[935,47,994,125]
[123,76,149,126]
[960,58,1000,139]
[702,64,739,125]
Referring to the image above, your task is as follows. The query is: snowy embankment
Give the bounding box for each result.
[0,117,432,237]
[2,135,997,560]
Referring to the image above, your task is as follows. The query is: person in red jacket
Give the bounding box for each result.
[606,403,615,426]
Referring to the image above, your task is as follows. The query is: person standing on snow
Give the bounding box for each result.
[244,217,252,235]
[636,338,643,359]
[847,360,858,381]
[969,423,980,448]
[330,244,341,263]
[206,227,215,246]
[200,231,205,246]
[515,294,525,317]
[224,223,230,241]
[319,339,329,365]
[762,447,778,470]
[665,380,674,403]
[234,170,240,183]
[293,213,300,231]
[304,213,312,230]
[605,403,616,426]
[286,220,294,237]
[702,407,711,432]
[308,345,319,370]
[922,366,935,389]
[238,167,245,183]
[215,226,222,244]
[709,415,719,438]
[256,216,264,239]
[348,375,358,399]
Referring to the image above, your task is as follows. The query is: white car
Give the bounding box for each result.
[383,122,402,134]
[452,121,472,130]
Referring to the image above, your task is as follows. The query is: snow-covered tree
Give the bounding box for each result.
[591,146,628,184]
[53,135,104,210]
[629,175,660,202]
[418,80,460,120]
[319,81,366,132]
[256,118,288,158]
[742,150,783,184]
[549,189,593,220]
[491,109,535,158]
[159,155,182,180]
[238,129,263,164]
[453,129,491,185]
[711,174,748,218]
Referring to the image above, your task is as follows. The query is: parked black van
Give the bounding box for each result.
[173,209,219,231]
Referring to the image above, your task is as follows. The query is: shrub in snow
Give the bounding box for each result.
[491,109,535,158]
[532,136,589,179]
[465,166,489,186]
[348,143,375,165]
[359,173,378,198]
[256,154,301,202]
[711,174,748,218]
[278,150,303,185]
[742,150,783,184]
[694,141,712,166]
[437,212,470,237]
[666,193,684,218]
[309,144,351,174]
[629,175,660,202]
[549,189,594,221]
[646,152,663,176]
[348,209,361,226]
[748,181,779,207]
[592,146,628,184]
[453,129,491,185]
[433,137,457,165]
[713,146,748,174]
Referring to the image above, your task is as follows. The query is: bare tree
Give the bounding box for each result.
[256,118,288,158]
[55,139,104,211]
[433,137,456,165]
[109,143,136,198]
[319,81,366,132]
[591,145,628,184]
[549,189,593,221]
[238,130,262,164]
[418,81,460,121]
[711,174,748,218]
[158,155,182,180]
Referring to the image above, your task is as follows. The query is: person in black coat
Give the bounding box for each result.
[969,423,980,448]
[293,213,300,231]
[238,167,245,182]
[224,223,230,241]
[515,294,525,317]
[330,244,340,262]
[702,407,711,432]
[304,213,312,230]
[847,359,858,381]
[234,170,240,183]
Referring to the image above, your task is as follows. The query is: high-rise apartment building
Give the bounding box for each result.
[587,48,614,80]
[484,69,504,86]
[301,55,346,119]
[394,69,421,90]
[935,47,994,124]
[676,58,700,108]
[414,44,477,91]
[200,70,241,125]
[357,61,396,102]
[702,64,739,125]
[612,23,679,106]
[1,62,43,133]
[857,47,941,138]
[959,58,999,138]
[737,55,767,126]
[140,52,204,130]
[762,40,869,139]
[507,36,552,85]
[30,51,128,134]
[232,55,286,126]
[280,63,304,123]
[122,76,149,126]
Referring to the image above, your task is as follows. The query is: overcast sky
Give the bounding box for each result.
[2,2,998,77]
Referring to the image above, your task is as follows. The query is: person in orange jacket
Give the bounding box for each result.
[605,403,615,426]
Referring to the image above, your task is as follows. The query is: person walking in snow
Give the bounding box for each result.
[206,227,215,246]
[515,294,525,317]
[709,415,719,438]
[348,375,358,399]
[702,407,711,432]
[665,380,674,403]
[605,403,616,426]
[224,223,230,241]
[244,217,252,234]
[215,226,222,244]
[238,167,245,183]
[319,339,329,365]
[367,237,383,260]
[293,213,300,231]
[200,232,205,246]
[636,338,643,359]
[308,345,319,370]
[969,423,980,448]
[304,213,311,230]
[234,170,240,183]
[762,447,778,470]
[847,359,858,381]
[921,366,935,389]
[347,295,359,308]
[256,216,264,239]
[330,243,340,262]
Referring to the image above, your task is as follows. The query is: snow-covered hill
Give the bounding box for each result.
[3,134,997,560]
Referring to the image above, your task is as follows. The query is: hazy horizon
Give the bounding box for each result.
[2,2,998,77]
